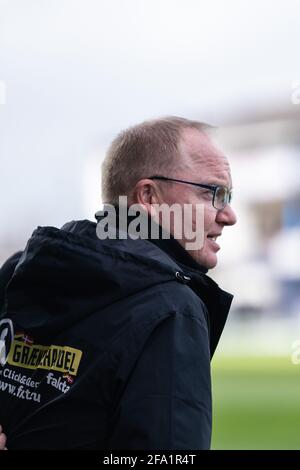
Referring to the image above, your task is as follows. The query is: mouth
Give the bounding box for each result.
[207,233,222,241]
[206,233,222,251]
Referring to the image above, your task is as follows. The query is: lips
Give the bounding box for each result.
[206,236,221,251]
[207,233,222,241]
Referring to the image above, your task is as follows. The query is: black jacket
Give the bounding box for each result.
[0,218,232,449]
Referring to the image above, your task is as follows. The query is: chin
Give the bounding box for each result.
[192,250,218,270]
[206,258,218,269]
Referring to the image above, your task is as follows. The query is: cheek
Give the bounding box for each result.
[191,204,216,233]
[188,204,215,250]
[203,206,217,235]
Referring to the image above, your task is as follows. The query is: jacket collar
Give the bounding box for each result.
[148,238,233,359]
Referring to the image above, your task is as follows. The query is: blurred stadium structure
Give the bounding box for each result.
[208,107,300,449]
[215,107,300,307]
[208,106,300,357]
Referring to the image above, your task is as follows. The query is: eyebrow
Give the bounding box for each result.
[202,180,232,189]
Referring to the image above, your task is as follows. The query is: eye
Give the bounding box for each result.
[201,190,213,198]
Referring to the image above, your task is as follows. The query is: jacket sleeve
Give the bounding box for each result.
[108,311,212,450]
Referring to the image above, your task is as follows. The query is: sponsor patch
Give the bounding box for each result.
[7,336,82,375]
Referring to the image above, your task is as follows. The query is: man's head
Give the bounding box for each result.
[101,116,237,269]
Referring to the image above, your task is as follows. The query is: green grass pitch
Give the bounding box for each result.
[211,356,300,449]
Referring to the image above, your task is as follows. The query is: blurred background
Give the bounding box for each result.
[1,0,300,449]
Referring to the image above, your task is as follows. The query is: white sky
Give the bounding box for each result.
[1,0,300,250]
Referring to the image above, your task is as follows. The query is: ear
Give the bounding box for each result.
[131,179,161,215]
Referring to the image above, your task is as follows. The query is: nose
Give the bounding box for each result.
[216,203,237,226]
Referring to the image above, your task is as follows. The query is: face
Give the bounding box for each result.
[154,128,237,269]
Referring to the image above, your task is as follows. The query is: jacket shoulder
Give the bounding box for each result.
[127,277,209,331]
[0,251,23,312]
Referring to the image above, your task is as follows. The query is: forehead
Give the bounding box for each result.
[180,128,232,186]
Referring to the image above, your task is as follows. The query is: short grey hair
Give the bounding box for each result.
[101,116,210,204]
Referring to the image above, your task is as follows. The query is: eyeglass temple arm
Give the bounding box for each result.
[148,176,216,191]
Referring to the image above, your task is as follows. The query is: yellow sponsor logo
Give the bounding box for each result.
[7,338,82,375]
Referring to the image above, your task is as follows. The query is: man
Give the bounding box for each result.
[0,117,236,449]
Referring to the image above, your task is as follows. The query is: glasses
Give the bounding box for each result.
[148,175,232,211]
